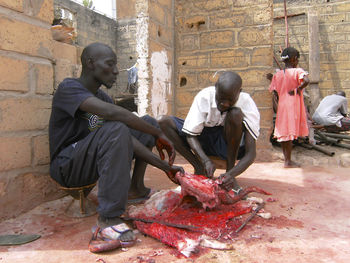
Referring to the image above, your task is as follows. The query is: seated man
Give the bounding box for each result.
[49,42,183,247]
[312,91,349,132]
[158,71,260,193]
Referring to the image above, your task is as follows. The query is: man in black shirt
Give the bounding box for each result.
[49,42,182,247]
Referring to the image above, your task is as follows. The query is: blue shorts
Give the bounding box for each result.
[172,117,245,160]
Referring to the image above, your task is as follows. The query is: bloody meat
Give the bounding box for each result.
[129,173,272,257]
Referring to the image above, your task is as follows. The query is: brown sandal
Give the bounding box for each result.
[88,227,121,253]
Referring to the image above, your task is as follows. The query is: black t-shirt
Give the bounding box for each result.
[49,78,113,161]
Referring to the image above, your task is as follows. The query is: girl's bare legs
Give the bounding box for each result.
[281,140,300,168]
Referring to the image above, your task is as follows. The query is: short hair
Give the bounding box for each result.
[80,42,113,67]
[216,71,242,91]
[281,47,300,62]
[336,91,346,97]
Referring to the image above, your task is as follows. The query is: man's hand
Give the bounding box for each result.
[217,172,235,191]
[166,165,184,185]
[288,89,296,96]
[156,134,175,165]
[203,159,215,178]
[266,73,273,81]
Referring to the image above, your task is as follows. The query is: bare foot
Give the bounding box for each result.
[284,161,301,168]
[128,187,152,200]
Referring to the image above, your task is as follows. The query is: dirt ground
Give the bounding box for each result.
[0,145,349,263]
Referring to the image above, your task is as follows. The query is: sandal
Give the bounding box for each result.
[88,226,121,253]
[92,223,136,248]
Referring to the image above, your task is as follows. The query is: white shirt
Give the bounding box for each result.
[182,86,260,140]
[312,94,348,127]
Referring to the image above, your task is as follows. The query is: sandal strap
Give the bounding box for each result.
[232,187,243,195]
[100,223,132,241]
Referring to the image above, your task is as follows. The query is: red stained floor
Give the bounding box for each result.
[0,153,350,263]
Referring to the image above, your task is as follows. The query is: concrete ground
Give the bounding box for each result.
[0,146,350,263]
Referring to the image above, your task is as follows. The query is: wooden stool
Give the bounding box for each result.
[59,182,97,218]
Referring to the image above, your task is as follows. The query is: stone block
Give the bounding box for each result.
[181,35,199,51]
[232,0,270,7]
[33,134,50,165]
[177,72,197,90]
[0,137,31,171]
[117,0,136,19]
[334,2,350,13]
[149,2,166,24]
[0,56,29,92]
[0,15,53,59]
[0,98,51,132]
[197,71,217,87]
[320,13,346,24]
[177,16,207,32]
[251,7,272,25]
[35,63,54,95]
[175,106,190,119]
[237,26,271,47]
[259,107,274,129]
[251,47,273,67]
[52,41,77,64]
[158,0,172,9]
[252,90,272,108]
[211,49,249,68]
[175,90,196,107]
[238,69,270,87]
[200,31,234,49]
[178,53,209,68]
[193,0,230,12]
[209,12,248,29]
[24,0,53,24]
[54,59,74,88]
[149,23,172,47]
[0,0,24,12]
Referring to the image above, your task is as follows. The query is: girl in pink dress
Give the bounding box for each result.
[269,47,309,168]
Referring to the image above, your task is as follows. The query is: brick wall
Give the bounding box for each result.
[0,0,65,220]
[273,0,350,106]
[174,0,274,159]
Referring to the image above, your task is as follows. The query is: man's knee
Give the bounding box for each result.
[226,107,243,125]
[100,121,131,141]
[141,114,159,128]
[157,115,174,130]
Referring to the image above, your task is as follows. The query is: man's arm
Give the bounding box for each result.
[80,96,175,164]
[219,129,256,190]
[186,135,215,178]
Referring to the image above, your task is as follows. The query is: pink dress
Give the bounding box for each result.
[269,68,309,142]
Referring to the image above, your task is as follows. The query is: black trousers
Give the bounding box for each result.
[50,115,158,218]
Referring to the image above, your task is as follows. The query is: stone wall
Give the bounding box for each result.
[273,0,350,106]
[0,0,66,220]
[174,0,274,159]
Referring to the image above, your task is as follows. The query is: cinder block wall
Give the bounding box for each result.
[147,0,175,117]
[273,0,350,103]
[0,0,64,220]
[116,0,175,117]
[174,0,274,160]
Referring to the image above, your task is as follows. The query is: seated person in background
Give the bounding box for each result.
[312,91,350,132]
[49,42,183,248]
[158,71,260,194]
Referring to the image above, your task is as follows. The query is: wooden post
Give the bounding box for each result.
[308,10,322,115]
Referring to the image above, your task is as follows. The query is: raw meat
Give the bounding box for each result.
[128,173,273,257]
[175,172,272,209]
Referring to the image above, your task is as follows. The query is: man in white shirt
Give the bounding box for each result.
[312,91,349,132]
[158,71,260,193]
